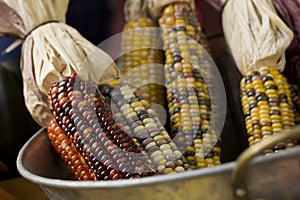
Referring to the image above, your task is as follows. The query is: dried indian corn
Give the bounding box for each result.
[48,74,156,180]
[102,79,190,174]
[47,73,192,180]
[121,17,166,107]
[158,3,221,169]
[240,66,297,152]
[47,118,97,180]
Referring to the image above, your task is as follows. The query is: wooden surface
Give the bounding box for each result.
[0,177,48,200]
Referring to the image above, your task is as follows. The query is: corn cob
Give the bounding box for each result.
[289,84,300,125]
[121,18,166,107]
[47,74,156,180]
[157,3,221,169]
[240,66,297,152]
[102,79,190,174]
[47,118,97,180]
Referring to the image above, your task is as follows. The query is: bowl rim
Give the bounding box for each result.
[17,128,300,189]
[17,128,235,189]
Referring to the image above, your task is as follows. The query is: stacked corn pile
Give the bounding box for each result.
[157,2,221,169]
[120,18,166,107]
[46,0,223,180]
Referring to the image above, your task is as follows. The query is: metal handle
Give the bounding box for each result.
[232,125,300,200]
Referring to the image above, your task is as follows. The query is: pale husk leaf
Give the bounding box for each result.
[0,0,120,127]
[0,1,25,37]
[124,0,149,22]
[222,0,293,75]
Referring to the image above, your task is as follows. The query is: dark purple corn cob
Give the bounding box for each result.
[47,74,156,180]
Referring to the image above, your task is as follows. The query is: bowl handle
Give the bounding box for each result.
[232,125,300,200]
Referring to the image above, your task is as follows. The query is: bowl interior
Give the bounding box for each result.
[18,128,72,180]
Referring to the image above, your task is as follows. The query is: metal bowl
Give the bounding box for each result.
[17,128,300,200]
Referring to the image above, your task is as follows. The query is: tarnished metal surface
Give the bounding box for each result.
[17,128,300,200]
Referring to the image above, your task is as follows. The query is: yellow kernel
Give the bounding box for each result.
[260,114,270,121]
[175,166,185,172]
[164,5,174,15]
[259,109,269,115]
[186,25,195,33]
[252,79,263,85]
[273,127,282,133]
[283,120,292,126]
[264,80,276,87]
[246,123,252,131]
[256,88,267,94]
[163,168,175,174]
[158,159,167,166]
[261,126,272,132]
[257,100,268,107]
[259,105,270,110]
[270,115,281,120]
[253,129,261,135]
[175,19,185,25]
[248,136,254,143]
[245,83,253,90]
[266,88,277,94]
[109,79,120,87]
[196,159,207,167]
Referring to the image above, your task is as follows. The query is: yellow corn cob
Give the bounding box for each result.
[103,79,190,174]
[240,66,297,152]
[158,3,221,169]
[47,74,156,180]
[121,17,166,107]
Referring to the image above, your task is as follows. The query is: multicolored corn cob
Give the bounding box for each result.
[120,17,166,107]
[100,79,190,174]
[158,3,221,169]
[47,118,97,180]
[48,74,156,180]
[240,66,297,152]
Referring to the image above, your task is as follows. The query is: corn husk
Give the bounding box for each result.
[124,0,148,21]
[222,0,294,75]
[0,0,120,127]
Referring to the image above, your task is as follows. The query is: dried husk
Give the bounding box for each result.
[0,0,120,127]
[222,0,293,75]
[0,2,25,37]
[124,0,149,22]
